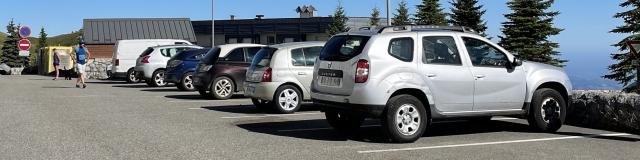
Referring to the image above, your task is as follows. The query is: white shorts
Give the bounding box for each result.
[76,64,86,74]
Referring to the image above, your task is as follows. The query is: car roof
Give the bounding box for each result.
[117,39,189,42]
[338,25,479,37]
[151,44,202,49]
[217,43,266,57]
[268,41,326,49]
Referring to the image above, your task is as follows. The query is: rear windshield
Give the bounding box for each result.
[139,48,154,57]
[249,47,278,71]
[319,35,371,61]
[201,48,222,64]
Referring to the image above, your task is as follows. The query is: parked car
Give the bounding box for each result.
[111,39,193,83]
[310,26,573,143]
[193,44,265,99]
[134,45,203,87]
[244,42,325,114]
[165,48,211,91]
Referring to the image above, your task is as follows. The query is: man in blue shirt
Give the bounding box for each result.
[72,43,92,88]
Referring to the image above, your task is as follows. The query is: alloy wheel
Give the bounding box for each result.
[277,89,299,111]
[155,72,166,86]
[184,75,194,90]
[395,104,421,136]
[214,79,232,97]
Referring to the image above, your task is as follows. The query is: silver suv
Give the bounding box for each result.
[245,42,325,114]
[310,26,573,143]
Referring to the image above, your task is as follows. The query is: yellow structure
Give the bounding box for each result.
[38,46,74,75]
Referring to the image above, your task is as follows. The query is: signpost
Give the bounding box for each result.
[626,40,640,91]
[18,26,31,57]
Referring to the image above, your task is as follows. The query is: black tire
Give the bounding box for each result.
[325,111,365,132]
[210,76,235,100]
[177,72,196,91]
[382,94,428,143]
[527,88,566,132]
[272,85,303,114]
[126,68,141,83]
[251,98,272,110]
[146,70,167,87]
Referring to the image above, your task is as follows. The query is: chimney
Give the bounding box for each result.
[255,15,264,20]
[230,15,235,20]
[296,5,316,18]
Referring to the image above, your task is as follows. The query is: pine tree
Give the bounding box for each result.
[604,1,640,91]
[31,27,48,67]
[0,19,26,67]
[370,7,381,26]
[498,0,564,67]
[392,0,412,26]
[415,0,447,25]
[328,3,349,36]
[449,0,488,36]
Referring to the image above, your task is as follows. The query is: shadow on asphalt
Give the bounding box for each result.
[140,88,181,92]
[165,94,246,100]
[202,104,319,114]
[86,81,129,84]
[112,85,151,88]
[237,119,639,144]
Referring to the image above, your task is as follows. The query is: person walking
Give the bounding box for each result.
[52,49,61,80]
[72,43,91,88]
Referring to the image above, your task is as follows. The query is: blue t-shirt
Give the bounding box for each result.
[76,48,87,64]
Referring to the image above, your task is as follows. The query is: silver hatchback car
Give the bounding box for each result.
[244,42,325,114]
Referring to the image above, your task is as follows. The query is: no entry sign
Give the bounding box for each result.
[18,39,31,51]
[19,26,31,38]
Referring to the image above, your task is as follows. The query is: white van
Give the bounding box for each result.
[111,39,192,83]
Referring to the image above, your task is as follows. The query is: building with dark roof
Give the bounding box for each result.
[82,18,197,58]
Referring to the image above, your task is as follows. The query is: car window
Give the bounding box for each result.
[245,47,262,62]
[303,47,322,66]
[224,48,245,62]
[388,38,414,62]
[462,37,509,67]
[319,35,370,61]
[291,48,306,66]
[423,36,462,65]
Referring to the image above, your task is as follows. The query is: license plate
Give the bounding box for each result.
[246,86,256,95]
[318,76,342,87]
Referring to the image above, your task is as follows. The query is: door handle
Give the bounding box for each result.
[475,75,486,78]
[426,74,437,78]
[298,72,307,75]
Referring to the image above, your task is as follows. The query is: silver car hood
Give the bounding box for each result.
[522,61,565,72]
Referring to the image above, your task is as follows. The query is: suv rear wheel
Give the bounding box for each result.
[382,94,428,143]
[146,70,167,87]
[527,88,566,132]
[326,111,365,132]
[126,68,140,83]
[273,85,302,114]
[211,76,234,100]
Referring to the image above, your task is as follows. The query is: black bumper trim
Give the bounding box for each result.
[312,99,385,117]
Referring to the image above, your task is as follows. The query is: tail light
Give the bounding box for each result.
[141,56,150,63]
[114,59,120,66]
[355,59,369,83]
[262,67,272,82]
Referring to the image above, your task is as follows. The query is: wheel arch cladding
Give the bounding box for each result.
[390,88,431,115]
[536,82,569,105]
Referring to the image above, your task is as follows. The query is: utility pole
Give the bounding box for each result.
[386,0,391,26]
[211,0,215,47]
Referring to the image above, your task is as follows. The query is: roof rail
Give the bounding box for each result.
[377,25,476,34]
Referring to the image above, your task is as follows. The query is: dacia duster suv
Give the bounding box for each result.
[310,26,573,143]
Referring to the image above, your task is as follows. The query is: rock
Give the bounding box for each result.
[569,90,640,134]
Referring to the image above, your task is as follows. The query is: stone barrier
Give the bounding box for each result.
[568,90,640,134]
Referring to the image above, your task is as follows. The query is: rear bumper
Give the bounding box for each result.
[312,99,385,117]
[164,72,181,84]
[111,72,127,79]
[244,82,281,101]
[194,71,213,90]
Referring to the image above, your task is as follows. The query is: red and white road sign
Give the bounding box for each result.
[18,39,31,51]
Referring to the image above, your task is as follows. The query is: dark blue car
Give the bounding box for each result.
[165,48,211,91]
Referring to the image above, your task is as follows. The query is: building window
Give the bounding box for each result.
[267,36,276,45]
[228,38,238,44]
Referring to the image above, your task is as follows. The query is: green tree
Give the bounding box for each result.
[0,19,27,67]
[30,27,48,67]
[415,0,447,25]
[498,0,564,67]
[370,7,381,26]
[604,1,640,91]
[449,0,488,36]
[328,3,349,36]
[392,0,412,26]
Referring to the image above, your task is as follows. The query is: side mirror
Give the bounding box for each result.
[513,57,523,66]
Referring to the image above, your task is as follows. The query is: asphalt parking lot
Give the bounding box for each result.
[1,75,639,160]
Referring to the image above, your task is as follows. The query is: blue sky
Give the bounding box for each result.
[0,0,630,88]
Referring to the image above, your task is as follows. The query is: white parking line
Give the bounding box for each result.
[220,112,322,119]
[357,133,632,153]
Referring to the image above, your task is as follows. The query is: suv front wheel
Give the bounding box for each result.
[527,88,566,132]
[382,94,428,143]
